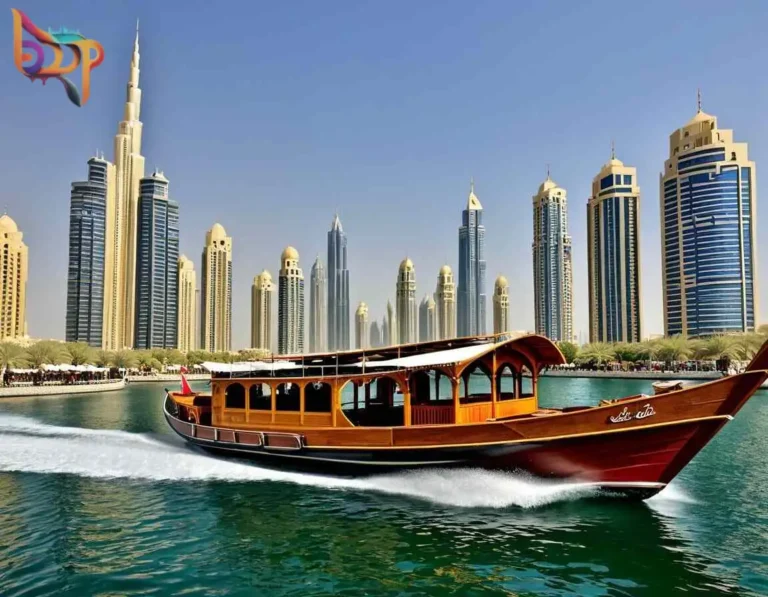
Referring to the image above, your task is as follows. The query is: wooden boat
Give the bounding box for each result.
[164,334,768,499]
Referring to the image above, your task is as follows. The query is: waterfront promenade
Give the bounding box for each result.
[126,373,210,383]
[0,378,126,398]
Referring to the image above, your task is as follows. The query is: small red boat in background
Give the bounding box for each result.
[164,334,768,499]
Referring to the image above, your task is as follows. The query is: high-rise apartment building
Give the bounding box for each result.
[384,301,396,346]
[0,214,27,340]
[661,96,758,336]
[133,170,179,349]
[327,214,349,350]
[251,270,274,351]
[200,223,232,352]
[369,320,382,348]
[177,255,196,352]
[355,302,369,349]
[309,257,327,353]
[435,264,456,340]
[532,173,573,342]
[458,180,486,337]
[278,246,304,354]
[396,258,417,344]
[66,156,111,347]
[418,295,437,342]
[493,275,510,334]
[588,150,642,343]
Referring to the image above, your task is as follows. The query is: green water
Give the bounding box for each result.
[0,379,765,596]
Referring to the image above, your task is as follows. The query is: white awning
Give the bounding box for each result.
[202,360,301,374]
[356,343,494,370]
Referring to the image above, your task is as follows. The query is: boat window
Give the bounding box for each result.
[276,382,300,411]
[249,383,271,410]
[225,383,246,409]
[340,378,405,427]
[305,382,331,412]
[497,364,517,401]
[521,368,533,397]
[460,363,492,404]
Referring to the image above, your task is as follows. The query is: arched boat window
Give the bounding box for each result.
[305,381,331,412]
[225,383,246,409]
[497,364,516,401]
[521,367,533,397]
[460,363,492,404]
[249,383,271,410]
[276,382,300,411]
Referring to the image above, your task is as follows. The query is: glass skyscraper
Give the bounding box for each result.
[587,153,642,343]
[65,156,111,347]
[327,214,350,350]
[532,174,573,342]
[133,170,179,349]
[661,101,757,336]
[458,181,486,337]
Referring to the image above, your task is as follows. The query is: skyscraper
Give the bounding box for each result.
[177,255,196,352]
[278,246,304,354]
[134,170,179,349]
[66,156,111,347]
[532,173,573,342]
[327,214,350,351]
[493,275,510,334]
[0,214,27,340]
[661,95,758,336]
[104,24,146,351]
[251,270,274,351]
[384,301,396,346]
[309,257,327,353]
[458,180,487,337]
[397,258,417,344]
[201,223,232,352]
[369,320,382,348]
[419,295,437,342]
[435,264,456,340]
[588,149,642,343]
[355,302,369,349]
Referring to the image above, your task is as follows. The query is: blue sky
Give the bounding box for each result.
[2,0,767,348]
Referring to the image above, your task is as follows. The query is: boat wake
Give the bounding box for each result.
[0,414,669,509]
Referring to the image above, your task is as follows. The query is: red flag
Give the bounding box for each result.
[180,366,189,373]
[180,373,193,396]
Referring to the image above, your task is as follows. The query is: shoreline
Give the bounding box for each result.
[542,369,721,380]
[0,378,126,398]
[126,374,210,383]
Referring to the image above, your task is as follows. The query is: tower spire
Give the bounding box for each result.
[611,139,615,160]
[546,163,551,180]
[697,87,702,113]
[470,176,474,194]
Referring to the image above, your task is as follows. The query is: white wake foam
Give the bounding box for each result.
[0,414,598,508]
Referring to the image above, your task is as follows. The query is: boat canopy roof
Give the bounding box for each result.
[202,333,565,380]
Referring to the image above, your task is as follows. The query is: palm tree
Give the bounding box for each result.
[732,333,764,362]
[95,350,113,367]
[24,341,65,368]
[613,343,641,364]
[0,342,27,369]
[238,348,271,362]
[165,349,186,365]
[111,350,137,370]
[576,343,616,367]
[701,335,740,361]
[655,335,692,365]
[65,342,95,366]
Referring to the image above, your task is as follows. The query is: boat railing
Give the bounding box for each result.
[412,404,454,425]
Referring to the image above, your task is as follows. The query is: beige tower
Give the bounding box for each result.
[0,214,28,340]
[201,223,232,352]
[177,255,196,352]
[493,275,510,334]
[355,302,369,349]
[103,24,146,350]
[435,265,456,340]
[251,270,274,350]
[384,299,396,346]
[396,258,417,344]
[418,295,437,342]
[278,247,304,355]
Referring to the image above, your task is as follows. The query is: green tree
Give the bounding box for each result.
[700,335,740,361]
[556,341,579,364]
[238,348,271,362]
[185,350,207,366]
[24,341,65,368]
[65,342,95,365]
[732,333,764,361]
[165,349,186,365]
[655,335,692,365]
[575,342,616,367]
[0,342,27,369]
[111,350,137,370]
[95,350,113,367]
[613,343,641,364]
